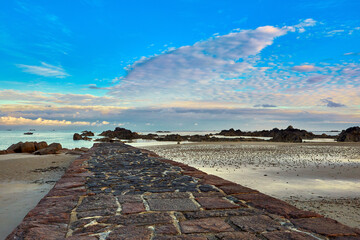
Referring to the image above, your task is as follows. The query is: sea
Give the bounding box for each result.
[0,129,339,150]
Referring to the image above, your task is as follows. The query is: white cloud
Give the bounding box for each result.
[16,62,69,78]
[109,25,289,102]
[0,116,90,126]
[291,64,317,72]
[108,20,320,106]
[286,18,317,33]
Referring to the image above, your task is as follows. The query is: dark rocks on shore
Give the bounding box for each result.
[272,131,303,143]
[0,141,62,155]
[94,137,122,142]
[34,143,62,155]
[337,126,360,142]
[217,125,326,143]
[65,147,89,155]
[82,130,94,136]
[140,134,159,140]
[73,131,94,141]
[218,128,243,136]
[73,133,82,140]
[20,141,37,153]
[99,127,139,140]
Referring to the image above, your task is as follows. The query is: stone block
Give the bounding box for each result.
[147,198,199,211]
[262,231,318,240]
[180,218,234,234]
[195,197,240,210]
[122,202,146,214]
[230,215,282,233]
[291,217,360,237]
[154,223,179,235]
[216,232,260,239]
[107,225,152,240]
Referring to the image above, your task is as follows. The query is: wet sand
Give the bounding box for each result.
[144,141,360,228]
[0,153,78,239]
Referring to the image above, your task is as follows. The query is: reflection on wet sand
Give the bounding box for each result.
[144,141,360,228]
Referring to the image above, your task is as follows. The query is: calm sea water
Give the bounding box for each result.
[0,130,218,150]
[0,130,339,150]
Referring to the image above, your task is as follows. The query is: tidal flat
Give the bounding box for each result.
[144,141,360,228]
[0,153,78,239]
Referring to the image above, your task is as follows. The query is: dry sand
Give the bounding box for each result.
[0,153,78,239]
[144,141,360,228]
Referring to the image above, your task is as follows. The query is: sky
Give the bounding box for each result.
[0,0,360,131]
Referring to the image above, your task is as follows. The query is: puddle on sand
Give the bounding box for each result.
[196,166,360,199]
[0,182,53,239]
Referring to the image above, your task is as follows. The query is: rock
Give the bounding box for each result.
[73,132,92,141]
[7,142,23,153]
[217,126,315,141]
[73,133,82,140]
[337,126,360,142]
[99,127,139,140]
[272,132,303,143]
[94,138,121,142]
[35,141,48,150]
[162,134,184,141]
[81,130,94,136]
[139,134,158,140]
[20,142,36,153]
[34,143,62,155]
[218,128,243,136]
[0,150,8,155]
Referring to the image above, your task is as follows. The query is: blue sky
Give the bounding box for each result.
[0,0,360,131]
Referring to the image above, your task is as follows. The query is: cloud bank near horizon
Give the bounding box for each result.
[1,19,360,130]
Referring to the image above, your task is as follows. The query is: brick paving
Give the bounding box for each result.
[7,143,360,240]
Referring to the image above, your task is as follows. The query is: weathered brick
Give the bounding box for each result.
[154,223,179,235]
[98,212,173,226]
[291,218,359,237]
[262,231,318,240]
[230,215,282,233]
[195,197,240,210]
[180,218,234,233]
[77,194,117,212]
[183,208,262,219]
[107,225,152,240]
[147,198,199,211]
[216,232,260,240]
[218,184,257,195]
[122,202,146,214]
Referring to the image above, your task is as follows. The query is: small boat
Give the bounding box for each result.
[29,129,36,131]
[24,132,34,135]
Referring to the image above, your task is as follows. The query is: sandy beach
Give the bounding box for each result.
[144,141,360,228]
[0,153,78,239]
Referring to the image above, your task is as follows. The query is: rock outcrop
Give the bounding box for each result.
[217,126,321,142]
[272,131,303,143]
[34,143,62,155]
[94,137,121,142]
[337,126,360,142]
[1,141,61,155]
[99,127,139,139]
[73,131,94,141]
[6,142,24,153]
[20,142,36,153]
[73,133,82,140]
[35,141,48,150]
[81,130,94,136]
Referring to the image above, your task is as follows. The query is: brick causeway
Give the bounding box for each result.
[6,143,360,240]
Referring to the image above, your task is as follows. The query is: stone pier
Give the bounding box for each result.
[7,143,360,239]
